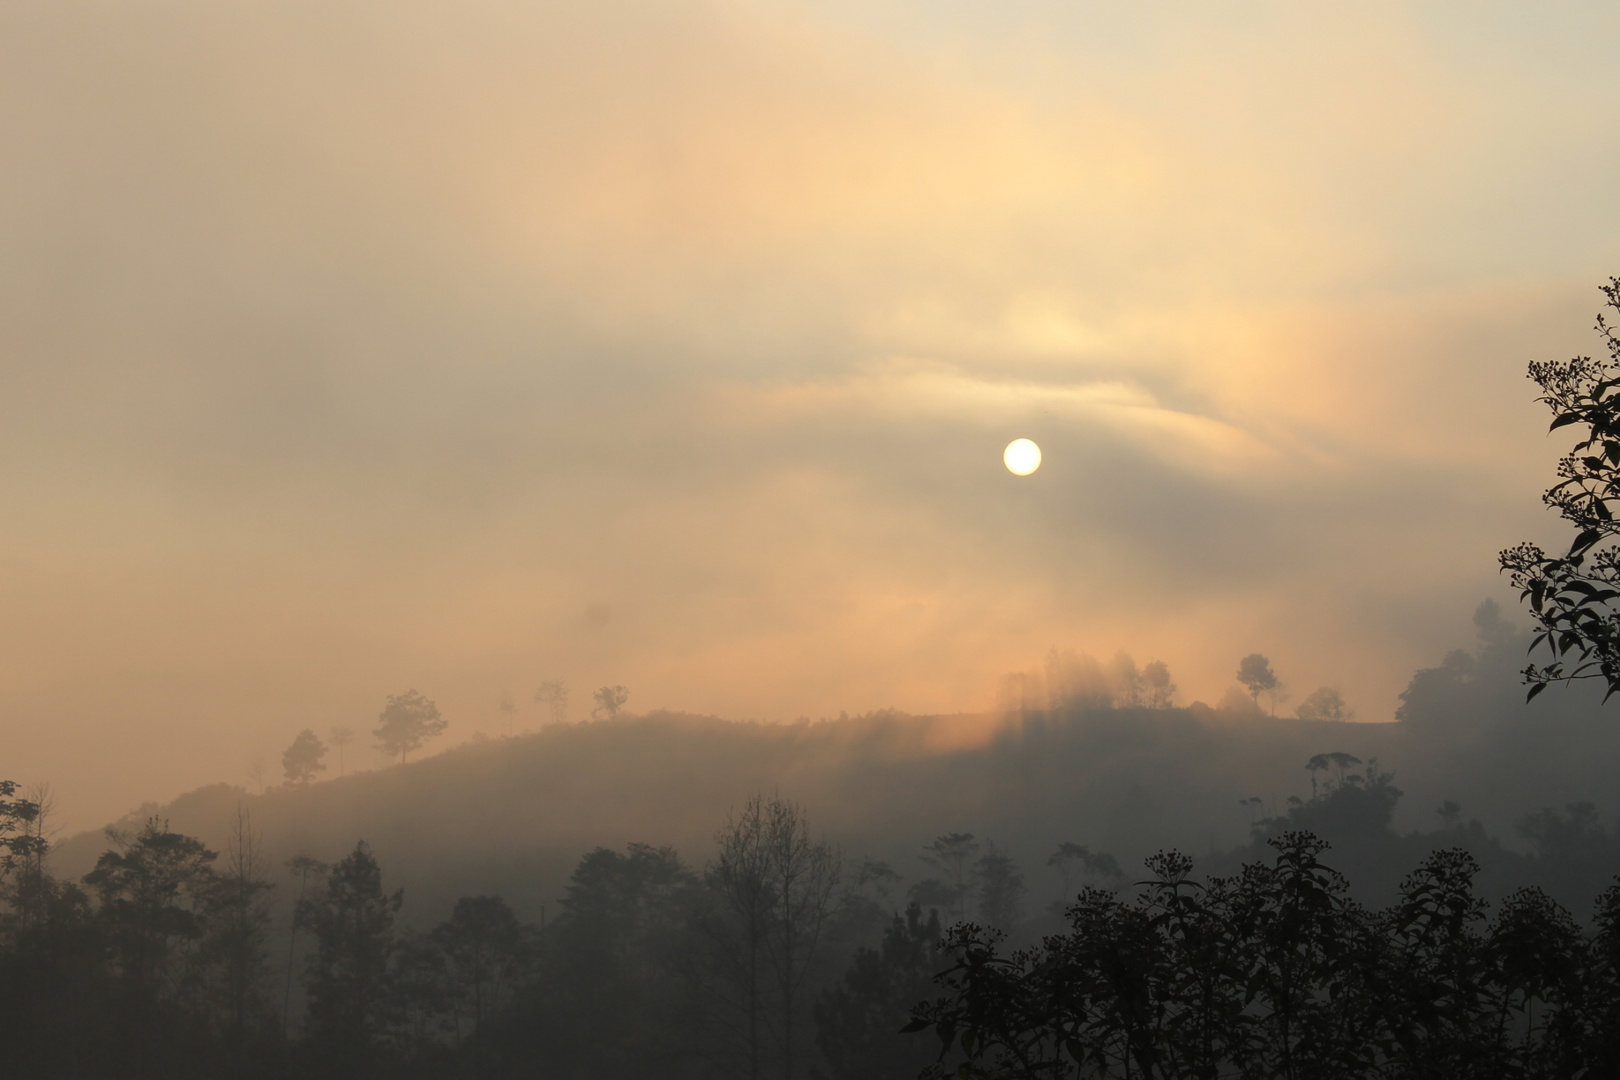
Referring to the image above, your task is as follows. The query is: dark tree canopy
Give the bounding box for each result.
[906,832,1620,1079]
[1502,277,1620,702]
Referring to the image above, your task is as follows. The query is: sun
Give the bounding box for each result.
[1004,438,1042,476]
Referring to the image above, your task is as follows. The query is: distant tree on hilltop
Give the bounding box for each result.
[1238,653,1280,713]
[535,680,569,724]
[1142,660,1177,709]
[282,729,327,786]
[329,725,354,776]
[374,689,447,764]
[498,688,517,737]
[590,685,627,721]
[1297,686,1351,723]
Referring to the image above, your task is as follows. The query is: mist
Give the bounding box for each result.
[5,0,1620,832]
[8,2,1620,1077]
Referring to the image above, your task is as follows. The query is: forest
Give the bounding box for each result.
[7,601,1620,1079]
[7,772,1620,1078]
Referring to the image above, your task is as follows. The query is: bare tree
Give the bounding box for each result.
[246,755,268,795]
[703,794,840,1080]
[704,796,776,1080]
[21,782,55,883]
[534,681,569,724]
[215,806,275,1058]
[282,854,328,1033]
[761,797,840,1080]
[920,832,980,923]
[498,688,517,737]
[329,726,354,776]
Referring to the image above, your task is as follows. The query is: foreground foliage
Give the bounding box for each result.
[907,831,1620,1080]
[1501,277,1620,701]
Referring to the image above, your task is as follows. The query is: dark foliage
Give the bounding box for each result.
[907,831,1620,1079]
[1501,277,1620,701]
[814,902,943,1080]
[9,763,1620,1080]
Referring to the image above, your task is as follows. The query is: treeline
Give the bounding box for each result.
[0,787,949,1080]
[911,832,1620,1079]
[11,766,1620,1080]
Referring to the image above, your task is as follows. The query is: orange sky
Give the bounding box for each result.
[3,0,1620,830]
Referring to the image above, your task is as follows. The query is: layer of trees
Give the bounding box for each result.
[0,787,936,1080]
[10,756,1620,1080]
[909,832,1620,1079]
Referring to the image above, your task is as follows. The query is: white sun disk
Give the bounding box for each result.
[1004,438,1042,476]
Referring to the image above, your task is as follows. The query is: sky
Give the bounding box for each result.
[3,0,1620,831]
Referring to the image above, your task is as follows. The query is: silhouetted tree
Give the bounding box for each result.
[534,680,569,724]
[83,818,219,993]
[501,843,702,1080]
[391,928,452,1058]
[591,685,628,720]
[297,842,402,1078]
[245,755,268,795]
[328,726,354,777]
[849,858,901,907]
[1109,653,1142,708]
[497,689,517,738]
[906,878,958,913]
[761,796,841,1080]
[204,807,275,1066]
[0,838,111,1078]
[814,903,943,1080]
[920,833,980,923]
[282,729,327,786]
[1238,653,1280,712]
[431,895,530,1064]
[0,780,42,883]
[698,794,841,1080]
[703,796,779,1080]
[1141,660,1176,709]
[1501,278,1620,701]
[972,842,1025,931]
[1296,686,1350,722]
[81,819,221,1076]
[1047,842,1124,906]
[907,831,1620,1079]
[1305,751,1364,800]
[373,690,446,764]
[283,854,327,1033]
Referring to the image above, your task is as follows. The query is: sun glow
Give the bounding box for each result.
[1004,438,1042,476]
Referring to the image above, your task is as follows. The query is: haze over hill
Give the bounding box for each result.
[7,1,1620,836]
[44,602,1620,925]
